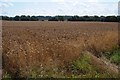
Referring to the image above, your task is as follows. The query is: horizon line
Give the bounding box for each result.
[1,15,118,17]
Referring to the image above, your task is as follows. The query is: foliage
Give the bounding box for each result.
[1,15,120,22]
[105,16,118,22]
[110,49,120,65]
[48,17,58,21]
[71,53,93,73]
[69,52,118,78]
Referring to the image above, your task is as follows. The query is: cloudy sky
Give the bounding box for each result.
[0,0,119,16]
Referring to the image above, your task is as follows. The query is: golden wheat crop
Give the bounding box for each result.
[2,21,119,78]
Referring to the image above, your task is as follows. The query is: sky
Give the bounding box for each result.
[0,0,120,16]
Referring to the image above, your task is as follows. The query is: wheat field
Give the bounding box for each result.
[2,21,119,78]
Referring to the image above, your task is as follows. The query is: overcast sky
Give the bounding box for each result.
[0,0,119,16]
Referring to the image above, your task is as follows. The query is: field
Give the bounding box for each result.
[2,21,119,78]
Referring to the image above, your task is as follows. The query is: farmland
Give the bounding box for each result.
[2,21,119,78]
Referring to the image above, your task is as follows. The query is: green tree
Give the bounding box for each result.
[100,16,105,22]
[83,15,90,21]
[48,17,58,21]
[105,16,118,22]
[68,15,80,21]
[26,15,31,21]
[57,16,64,21]
[30,16,39,21]
[14,16,20,21]
[93,15,100,21]
[2,16,10,20]
[20,15,27,21]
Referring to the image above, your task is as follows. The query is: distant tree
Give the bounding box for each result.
[68,15,80,21]
[14,15,20,21]
[30,16,39,21]
[117,16,120,22]
[67,17,73,21]
[105,16,118,22]
[26,15,31,21]
[73,15,80,21]
[2,16,10,20]
[57,16,64,21]
[48,17,58,21]
[100,16,105,22]
[83,15,90,21]
[0,16,2,20]
[9,17,14,21]
[1,15,119,22]
[93,15,100,21]
[20,15,27,21]
[79,17,85,21]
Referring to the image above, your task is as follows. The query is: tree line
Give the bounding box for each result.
[1,15,120,22]
[1,15,39,21]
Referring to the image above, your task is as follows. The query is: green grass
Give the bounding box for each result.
[110,49,120,65]
[69,51,118,78]
[103,45,120,66]
[2,72,12,80]
[71,53,94,74]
